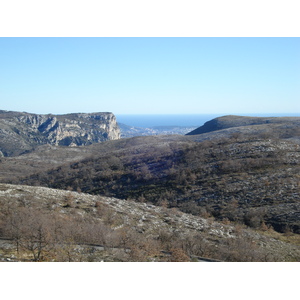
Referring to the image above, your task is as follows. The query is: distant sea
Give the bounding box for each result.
[116,113,300,128]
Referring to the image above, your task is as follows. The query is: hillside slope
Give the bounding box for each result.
[1,183,299,262]
[11,133,300,234]
[186,115,300,136]
[2,115,300,236]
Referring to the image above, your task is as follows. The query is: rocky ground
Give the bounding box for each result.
[0,183,299,262]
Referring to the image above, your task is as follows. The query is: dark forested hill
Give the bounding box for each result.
[186,115,300,136]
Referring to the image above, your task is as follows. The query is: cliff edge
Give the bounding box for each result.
[0,110,120,156]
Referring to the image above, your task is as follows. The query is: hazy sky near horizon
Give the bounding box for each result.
[0,37,299,115]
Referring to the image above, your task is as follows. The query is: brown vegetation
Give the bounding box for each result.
[12,133,300,234]
[1,115,300,261]
[1,184,298,262]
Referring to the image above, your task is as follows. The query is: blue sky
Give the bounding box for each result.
[0,37,299,115]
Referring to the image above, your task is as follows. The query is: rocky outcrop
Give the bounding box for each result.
[0,110,120,156]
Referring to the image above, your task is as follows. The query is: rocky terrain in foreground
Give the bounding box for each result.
[0,183,299,262]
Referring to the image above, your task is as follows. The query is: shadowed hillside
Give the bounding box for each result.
[5,119,299,234]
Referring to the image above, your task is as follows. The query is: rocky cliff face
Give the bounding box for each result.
[0,110,120,156]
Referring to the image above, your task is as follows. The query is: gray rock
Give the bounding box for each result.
[0,110,120,156]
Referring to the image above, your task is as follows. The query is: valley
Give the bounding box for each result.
[1,112,300,261]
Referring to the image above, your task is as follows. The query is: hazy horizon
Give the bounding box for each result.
[2,108,300,128]
[116,113,300,128]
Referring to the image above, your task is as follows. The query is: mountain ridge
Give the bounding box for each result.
[186,115,300,136]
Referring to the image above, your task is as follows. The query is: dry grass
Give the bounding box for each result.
[0,183,299,262]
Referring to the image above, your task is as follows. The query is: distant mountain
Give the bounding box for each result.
[0,110,120,156]
[186,115,300,136]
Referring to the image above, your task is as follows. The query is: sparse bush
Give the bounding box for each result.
[169,248,190,262]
